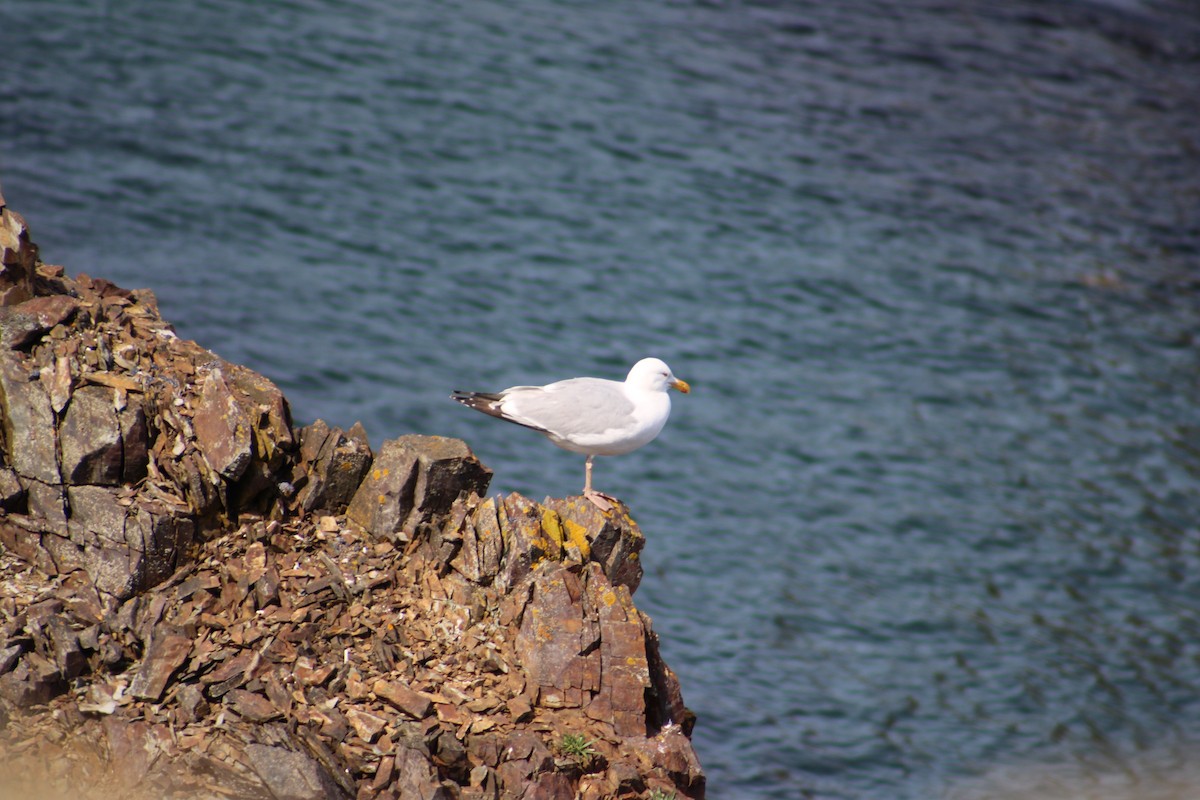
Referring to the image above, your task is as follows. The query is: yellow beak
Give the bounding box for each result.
[672,378,691,394]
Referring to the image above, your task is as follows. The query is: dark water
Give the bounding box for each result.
[4,1,1200,797]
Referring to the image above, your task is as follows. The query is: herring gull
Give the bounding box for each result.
[451,357,690,510]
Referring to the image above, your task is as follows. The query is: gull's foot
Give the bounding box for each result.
[584,489,616,512]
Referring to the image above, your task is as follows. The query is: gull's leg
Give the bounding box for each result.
[582,455,615,511]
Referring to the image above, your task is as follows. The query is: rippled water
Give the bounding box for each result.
[4,1,1200,797]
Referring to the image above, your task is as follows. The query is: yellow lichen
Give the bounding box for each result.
[540,510,564,546]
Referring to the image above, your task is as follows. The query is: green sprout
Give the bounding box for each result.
[557,732,596,763]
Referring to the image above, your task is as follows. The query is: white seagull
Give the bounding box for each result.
[452,357,691,510]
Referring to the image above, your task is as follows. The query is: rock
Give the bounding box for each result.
[42,615,85,681]
[245,743,351,800]
[0,467,24,511]
[229,688,281,722]
[373,677,434,719]
[0,206,37,305]
[393,746,449,800]
[192,368,254,482]
[116,400,149,484]
[346,707,386,742]
[0,354,60,484]
[295,419,373,514]
[0,204,705,800]
[0,651,61,706]
[129,627,192,701]
[59,385,124,484]
[176,682,209,724]
[347,434,491,541]
[543,497,645,593]
[0,295,80,349]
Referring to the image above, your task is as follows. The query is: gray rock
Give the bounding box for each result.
[60,385,124,485]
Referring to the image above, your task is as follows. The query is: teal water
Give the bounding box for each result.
[3,1,1200,797]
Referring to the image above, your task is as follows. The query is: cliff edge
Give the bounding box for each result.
[0,199,704,800]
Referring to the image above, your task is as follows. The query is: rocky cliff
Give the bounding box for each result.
[0,198,704,800]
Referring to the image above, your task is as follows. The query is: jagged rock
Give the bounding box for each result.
[0,204,37,305]
[373,677,434,719]
[192,368,254,482]
[129,627,192,701]
[0,295,81,350]
[295,419,373,514]
[347,434,491,541]
[0,467,24,511]
[246,743,351,800]
[0,650,61,706]
[0,354,61,484]
[543,497,645,593]
[59,385,124,484]
[0,203,704,800]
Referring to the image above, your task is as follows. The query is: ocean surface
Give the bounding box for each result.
[3,1,1200,797]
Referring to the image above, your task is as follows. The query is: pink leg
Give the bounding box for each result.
[583,455,614,511]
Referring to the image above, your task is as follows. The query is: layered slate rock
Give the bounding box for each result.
[347,434,492,541]
[0,203,298,604]
[0,204,704,800]
[0,490,703,800]
[293,418,374,514]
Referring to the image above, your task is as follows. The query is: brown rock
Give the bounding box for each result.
[393,746,449,800]
[0,207,37,305]
[0,354,61,484]
[84,544,137,599]
[633,730,706,796]
[584,563,651,737]
[515,564,599,710]
[245,743,352,800]
[117,399,149,484]
[296,419,373,514]
[347,435,491,541]
[0,295,80,349]
[59,385,124,484]
[525,772,575,800]
[495,493,561,591]
[346,707,387,742]
[0,651,61,706]
[125,495,195,590]
[42,615,85,680]
[0,466,24,510]
[129,627,192,701]
[373,677,434,719]
[192,368,254,482]
[544,497,645,592]
[228,688,281,722]
[66,485,127,547]
[176,682,210,724]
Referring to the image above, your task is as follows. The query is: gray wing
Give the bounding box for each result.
[500,378,636,438]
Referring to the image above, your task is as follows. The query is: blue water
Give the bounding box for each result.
[4,1,1200,797]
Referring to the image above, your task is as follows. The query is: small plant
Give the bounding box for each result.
[647,790,676,800]
[557,732,596,763]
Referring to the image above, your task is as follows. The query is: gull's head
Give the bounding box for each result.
[627,357,691,394]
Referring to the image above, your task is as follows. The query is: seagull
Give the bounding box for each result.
[451,357,690,510]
